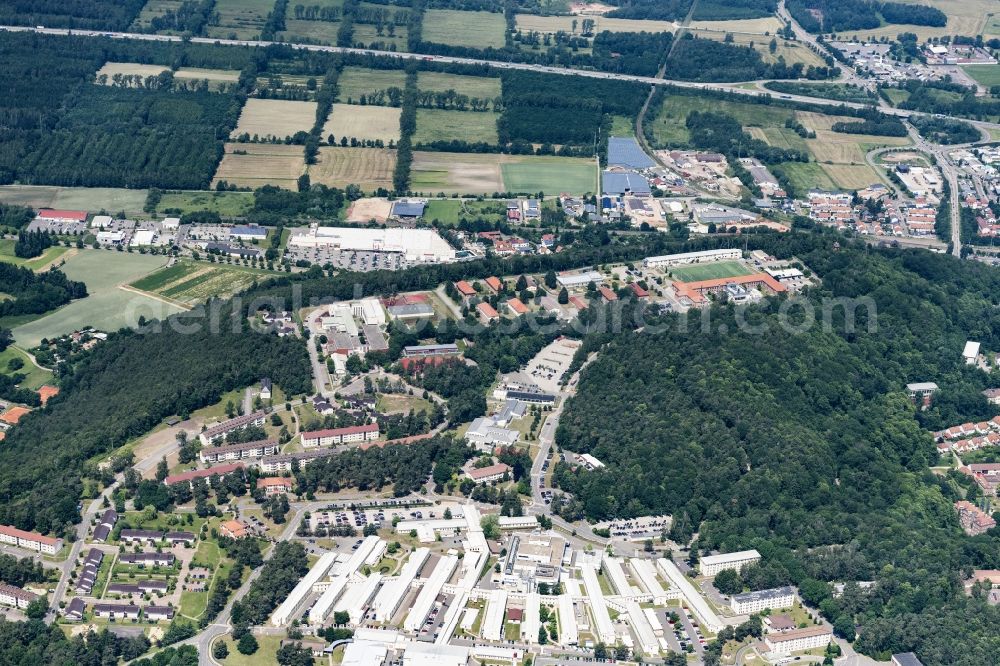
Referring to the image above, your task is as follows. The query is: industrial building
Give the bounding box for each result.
[287,226,456,263]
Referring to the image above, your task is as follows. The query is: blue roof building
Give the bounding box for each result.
[602,171,651,196]
[391,201,426,218]
[607,137,655,169]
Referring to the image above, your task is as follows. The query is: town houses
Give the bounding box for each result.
[301,423,379,448]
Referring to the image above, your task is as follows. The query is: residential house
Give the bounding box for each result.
[220,520,250,539]
[93,509,118,543]
[477,302,500,324]
[92,603,141,621]
[0,583,38,610]
[164,463,244,487]
[120,552,175,567]
[955,500,996,535]
[466,463,512,484]
[257,477,294,496]
[507,298,529,316]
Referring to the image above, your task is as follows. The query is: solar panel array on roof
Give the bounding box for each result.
[392,201,426,218]
[607,137,655,169]
[602,171,651,195]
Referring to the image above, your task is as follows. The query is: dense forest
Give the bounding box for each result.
[911,116,982,145]
[0,301,312,537]
[0,0,146,31]
[787,0,946,34]
[553,233,1000,662]
[893,80,1000,123]
[0,620,162,664]
[498,71,648,146]
[664,36,838,82]
[0,263,88,319]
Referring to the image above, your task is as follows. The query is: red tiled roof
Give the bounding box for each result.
[454,281,476,297]
[0,524,61,546]
[37,209,87,221]
[257,477,293,488]
[164,463,243,485]
[361,432,434,451]
[599,286,617,302]
[468,463,511,480]
[629,283,649,298]
[485,277,503,292]
[477,302,499,319]
[507,298,529,315]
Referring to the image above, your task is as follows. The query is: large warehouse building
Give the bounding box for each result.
[288,226,456,263]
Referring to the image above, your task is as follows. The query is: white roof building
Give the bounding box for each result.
[272,552,338,626]
[657,557,723,634]
[580,561,616,644]
[642,248,742,268]
[342,640,388,666]
[964,341,981,364]
[288,226,456,263]
[481,589,508,642]
[403,554,458,632]
[372,547,430,622]
[334,573,383,625]
[698,549,761,576]
[557,594,579,646]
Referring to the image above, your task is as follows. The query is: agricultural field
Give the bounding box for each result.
[413,110,499,145]
[410,152,595,195]
[174,68,240,86]
[746,126,809,153]
[688,17,783,33]
[336,67,407,103]
[12,251,182,348]
[354,23,408,50]
[307,147,396,190]
[322,104,401,143]
[157,190,254,216]
[131,0,185,31]
[0,186,149,213]
[423,199,506,226]
[963,65,1000,88]
[212,143,307,190]
[231,99,318,140]
[689,29,825,67]
[830,0,992,40]
[514,14,677,34]
[95,62,169,83]
[648,94,796,147]
[797,111,910,164]
[423,10,507,49]
[774,161,837,193]
[206,0,275,39]
[0,239,71,272]
[279,18,343,44]
[130,260,271,305]
[666,261,755,282]
[417,72,502,100]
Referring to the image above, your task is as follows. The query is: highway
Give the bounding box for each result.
[5,24,1000,136]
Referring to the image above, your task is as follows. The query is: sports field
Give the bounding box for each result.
[0,185,149,213]
[206,0,274,39]
[337,67,407,104]
[12,251,181,348]
[212,143,307,190]
[417,72,502,99]
[323,104,401,143]
[423,9,507,48]
[414,110,499,145]
[232,99,318,140]
[410,152,595,195]
[307,147,396,191]
[668,261,754,282]
[131,260,270,305]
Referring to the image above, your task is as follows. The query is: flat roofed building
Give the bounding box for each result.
[403,344,460,358]
[602,171,651,196]
[288,226,455,263]
[764,625,832,655]
[464,417,519,450]
[607,137,656,169]
[964,340,981,364]
[643,249,742,268]
[556,270,603,288]
[699,549,762,576]
[730,586,795,614]
[301,423,379,448]
[892,653,925,666]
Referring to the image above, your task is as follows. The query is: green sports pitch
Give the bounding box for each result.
[668,261,755,282]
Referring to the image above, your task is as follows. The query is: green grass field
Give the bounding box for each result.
[205,0,274,39]
[417,72,502,99]
[773,161,837,193]
[279,18,343,44]
[0,345,52,390]
[424,199,506,225]
[132,260,270,305]
[422,9,507,48]
[0,239,71,270]
[336,67,407,103]
[130,261,200,292]
[649,94,796,147]
[963,65,1000,88]
[12,251,180,348]
[668,261,755,282]
[414,110,499,145]
[158,190,254,216]
[609,115,636,137]
[501,157,596,195]
[0,185,149,213]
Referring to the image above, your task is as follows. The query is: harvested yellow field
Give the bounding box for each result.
[212,143,306,190]
[411,152,504,194]
[307,147,396,191]
[514,14,676,34]
[95,62,169,83]
[232,99,318,140]
[690,30,824,67]
[796,111,911,164]
[688,16,783,34]
[175,67,240,82]
[322,104,401,143]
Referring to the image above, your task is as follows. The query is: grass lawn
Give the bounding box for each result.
[336,67,407,103]
[158,190,254,216]
[0,345,52,390]
[609,115,636,137]
[414,109,499,145]
[376,392,434,414]
[0,239,72,270]
[423,9,507,48]
[215,634,285,665]
[668,261,754,282]
[279,18,343,44]
[649,94,796,148]
[774,161,837,193]
[191,387,247,422]
[417,72,502,99]
[131,260,274,305]
[881,88,911,106]
[206,0,273,39]
[964,65,1000,88]
[423,199,505,226]
[12,250,181,348]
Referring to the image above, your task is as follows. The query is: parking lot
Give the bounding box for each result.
[284,246,412,272]
[523,338,581,394]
